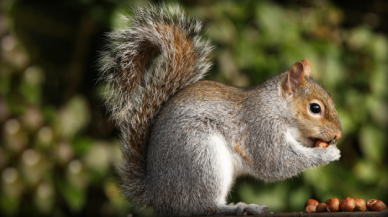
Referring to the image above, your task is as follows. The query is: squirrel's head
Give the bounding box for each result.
[282,59,342,147]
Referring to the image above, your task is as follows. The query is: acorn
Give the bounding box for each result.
[366,199,387,211]
[314,140,328,148]
[326,198,339,212]
[354,199,366,211]
[316,203,328,213]
[340,197,355,212]
[305,199,319,209]
[306,205,317,213]
[305,199,319,213]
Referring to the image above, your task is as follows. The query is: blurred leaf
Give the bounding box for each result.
[347,27,372,50]
[57,179,86,213]
[84,141,110,173]
[289,187,309,211]
[371,35,388,61]
[19,66,44,104]
[238,182,287,212]
[34,181,54,214]
[303,167,331,194]
[72,136,93,156]
[0,72,10,95]
[359,125,385,163]
[66,160,89,189]
[255,2,284,44]
[0,193,19,216]
[58,95,90,139]
[19,83,40,104]
[352,160,379,183]
[370,64,387,97]
[24,66,44,86]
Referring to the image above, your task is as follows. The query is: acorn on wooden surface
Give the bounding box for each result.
[340,197,356,212]
[306,205,317,213]
[314,140,328,148]
[316,203,328,213]
[305,199,319,209]
[305,199,319,213]
[366,199,387,211]
[326,198,339,212]
[354,199,366,211]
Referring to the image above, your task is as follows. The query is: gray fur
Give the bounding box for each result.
[146,76,340,216]
[99,4,341,216]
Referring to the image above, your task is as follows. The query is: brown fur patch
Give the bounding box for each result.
[156,22,196,81]
[234,141,254,166]
[120,39,157,96]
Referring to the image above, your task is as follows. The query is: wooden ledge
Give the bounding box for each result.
[192,210,388,217]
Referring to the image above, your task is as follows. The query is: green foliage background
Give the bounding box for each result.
[0,0,387,216]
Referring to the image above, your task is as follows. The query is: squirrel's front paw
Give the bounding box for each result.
[322,145,341,162]
[235,202,269,215]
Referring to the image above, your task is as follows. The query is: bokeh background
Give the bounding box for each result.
[1,0,387,216]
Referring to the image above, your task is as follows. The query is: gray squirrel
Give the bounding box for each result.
[99,4,342,216]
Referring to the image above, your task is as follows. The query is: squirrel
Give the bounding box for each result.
[98,4,342,216]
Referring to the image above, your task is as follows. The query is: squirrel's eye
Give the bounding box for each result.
[310,103,321,114]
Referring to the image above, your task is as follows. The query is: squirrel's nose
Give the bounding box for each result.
[334,130,342,140]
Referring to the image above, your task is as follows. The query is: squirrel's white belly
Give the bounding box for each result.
[210,134,234,205]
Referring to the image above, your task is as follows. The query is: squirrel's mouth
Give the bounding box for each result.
[306,137,317,147]
[307,137,337,147]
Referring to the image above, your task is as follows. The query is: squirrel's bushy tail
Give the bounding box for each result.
[98,4,212,207]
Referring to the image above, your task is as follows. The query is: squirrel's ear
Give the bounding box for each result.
[283,59,310,97]
[301,59,311,78]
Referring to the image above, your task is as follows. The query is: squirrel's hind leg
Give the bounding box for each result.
[146,121,237,216]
